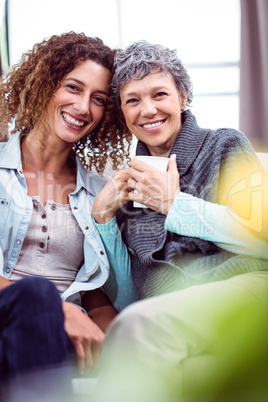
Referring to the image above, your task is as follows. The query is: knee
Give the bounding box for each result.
[13,276,61,312]
[106,301,150,342]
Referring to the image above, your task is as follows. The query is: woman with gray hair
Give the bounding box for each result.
[92,41,268,401]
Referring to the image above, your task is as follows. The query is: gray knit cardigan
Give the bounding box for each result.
[117,110,267,298]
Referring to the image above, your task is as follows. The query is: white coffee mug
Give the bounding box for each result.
[133,155,169,208]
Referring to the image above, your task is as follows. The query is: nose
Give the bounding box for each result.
[140,98,157,117]
[74,95,90,115]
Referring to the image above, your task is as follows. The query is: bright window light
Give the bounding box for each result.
[7,0,240,132]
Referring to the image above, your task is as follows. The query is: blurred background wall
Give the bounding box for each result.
[0,0,267,151]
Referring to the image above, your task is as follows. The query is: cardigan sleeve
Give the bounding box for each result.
[165,192,268,260]
[214,131,268,242]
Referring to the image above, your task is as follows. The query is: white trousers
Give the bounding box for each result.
[94,271,268,402]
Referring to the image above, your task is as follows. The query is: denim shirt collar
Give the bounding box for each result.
[0,133,23,172]
[75,156,98,197]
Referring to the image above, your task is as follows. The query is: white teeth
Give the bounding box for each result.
[62,112,86,127]
[142,121,163,129]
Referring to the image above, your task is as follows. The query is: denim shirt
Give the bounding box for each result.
[0,133,138,309]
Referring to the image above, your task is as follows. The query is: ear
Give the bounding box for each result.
[180,93,187,110]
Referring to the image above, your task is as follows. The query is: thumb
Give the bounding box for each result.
[168,154,178,173]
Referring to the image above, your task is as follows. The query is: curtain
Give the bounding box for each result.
[240,0,268,152]
[0,0,10,141]
[0,0,10,75]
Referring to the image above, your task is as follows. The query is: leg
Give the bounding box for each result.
[0,276,75,401]
[95,271,268,402]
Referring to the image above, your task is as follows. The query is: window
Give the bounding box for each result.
[118,0,240,130]
[7,0,240,130]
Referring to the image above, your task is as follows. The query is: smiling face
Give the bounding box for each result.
[120,72,187,157]
[45,59,111,145]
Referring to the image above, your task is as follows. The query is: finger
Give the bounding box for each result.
[112,168,133,182]
[73,340,87,375]
[84,341,94,370]
[127,167,146,184]
[91,339,102,368]
[83,334,103,374]
[168,154,178,173]
[130,159,154,173]
[168,154,180,202]
[128,178,137,190]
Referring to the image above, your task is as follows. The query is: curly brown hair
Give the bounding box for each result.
[0,31,132,174]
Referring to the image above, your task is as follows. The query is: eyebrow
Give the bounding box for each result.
[122,86,170,98]
[64,77,108,95]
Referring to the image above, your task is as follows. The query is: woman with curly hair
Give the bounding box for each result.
[0,31,137,400]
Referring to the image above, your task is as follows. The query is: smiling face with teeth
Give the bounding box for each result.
[120,72,187,157]
[45,59,111,146]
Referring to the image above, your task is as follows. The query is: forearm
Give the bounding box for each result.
[82,288,118,332]
[94,216,139,310]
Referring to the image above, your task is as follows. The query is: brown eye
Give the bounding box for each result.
[93,96,106,106]
[66,84,79,91]
[126,98,138,104]
[155,92,167,97]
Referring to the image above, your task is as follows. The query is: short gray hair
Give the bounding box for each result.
[111,40,193,111]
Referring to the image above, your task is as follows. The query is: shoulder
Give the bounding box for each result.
[204,127,256,159]
[205,127,250,146]
[0,133,21,155]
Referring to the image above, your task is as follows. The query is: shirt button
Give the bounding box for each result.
[41,213,46,219]
[42,226,47,233]
[73,206,78,210]
[85,226,89,230]
[26,209,31,214]
[39,242,45,249]
[100,251,104,255]
[5,267,10,273]
[51,204,56,210]
[16,239,21,245]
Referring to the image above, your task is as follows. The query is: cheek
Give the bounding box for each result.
[94,107,106,125]
[123,110,136,127]
[125,115,137,132]
[99,109,106,121]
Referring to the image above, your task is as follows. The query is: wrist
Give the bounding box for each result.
[92,207,115,224]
